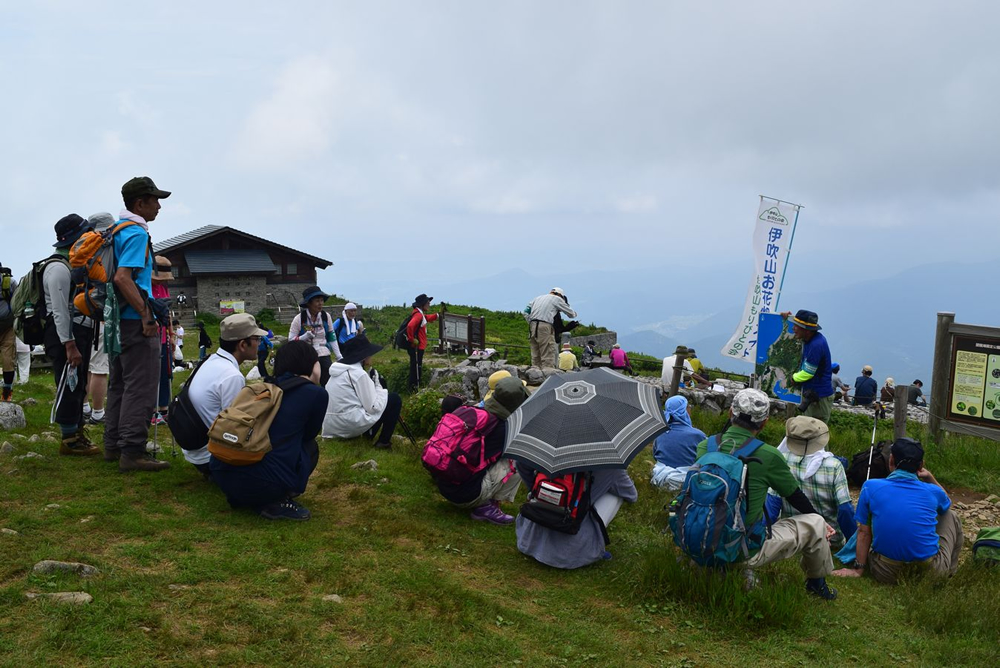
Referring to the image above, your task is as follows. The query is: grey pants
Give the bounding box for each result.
[104,320,160,456]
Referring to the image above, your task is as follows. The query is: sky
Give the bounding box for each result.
[2,1,999,301]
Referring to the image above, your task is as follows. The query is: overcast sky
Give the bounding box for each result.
[2,1,998,292]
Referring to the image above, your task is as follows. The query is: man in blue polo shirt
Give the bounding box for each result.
[834,438,963,585]
[103,176,172,473]
[781,309,834,423]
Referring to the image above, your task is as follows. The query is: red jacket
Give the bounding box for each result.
[406,309,438,350]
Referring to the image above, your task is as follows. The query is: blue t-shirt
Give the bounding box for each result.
[801,332,833,398]
[113,222,153,320]
[855,470,951,561]
[653,422,707,469]
[854,376,878,404]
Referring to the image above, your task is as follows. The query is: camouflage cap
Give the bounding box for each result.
[732,388,771,423]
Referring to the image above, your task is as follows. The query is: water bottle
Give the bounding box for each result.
[24,301,35,318]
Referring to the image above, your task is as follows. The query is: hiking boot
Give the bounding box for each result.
[60,435,100,456]
[806,578,838,601]
[103,447,121,462]
[75,428,97,450]
[1,387,12,402]
[373,440,392,450]
[259,499,311,521]
[119,452,171,472]
[470,501,514,525]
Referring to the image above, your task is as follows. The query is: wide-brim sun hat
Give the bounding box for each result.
[785,416,830,456]
[152,255,173,281]
[791,309,821,331]
[300,285,330,307]
[338,333,383,365]
[52,213,94,249]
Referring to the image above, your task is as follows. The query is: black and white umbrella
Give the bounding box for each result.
[503,367,667,475]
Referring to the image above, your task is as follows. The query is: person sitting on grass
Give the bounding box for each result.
[210,341,328,521]
[321,334,402,449]
[651,395,706,491]
[434,376,529,525]
[694,389,840,600]
[832,438,963,584]
[764,416,856,550]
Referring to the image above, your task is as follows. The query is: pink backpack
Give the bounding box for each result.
[422,406,500,484]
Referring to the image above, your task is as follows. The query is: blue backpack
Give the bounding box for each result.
[669,435,768,566]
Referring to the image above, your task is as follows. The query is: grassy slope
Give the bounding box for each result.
[2,306,1000,666]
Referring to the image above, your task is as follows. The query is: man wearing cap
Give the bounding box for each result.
[104,176,172,472]
[330,302,363,363]
[557,343,579,371]
[765,416,856,549]
[660,345,707,394]
[853,365,878,406]
[686,348,706,378]
[781,310,835,423]
[184,314,266,478]
[42,214,99,455]
[834,438,963,584]
[525,288,577,370]
[289,285,335,386]
[694,389,839,600]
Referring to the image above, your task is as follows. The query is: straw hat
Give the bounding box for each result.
[152,255,173,282]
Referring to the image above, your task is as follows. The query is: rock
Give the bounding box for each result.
[79,516,94,523]
[40,431,56,439]
[0,441,12,454]
[25,592,93,605]
[0,402,27,431]
[542,368,565,379]
[140,627,153,633]
[350,459,378,471]
[477,377,490,400]
[525,367,545,386]
[986,494,999,504]
[19,397,38,407]
[28,434,40,443]
[45,503,62,509]
[168,584,190,591]
[13,452,42,461]
[322,594,344,604]
[33,560,100,577]
[1,528,18,535]
[701,399,723,415]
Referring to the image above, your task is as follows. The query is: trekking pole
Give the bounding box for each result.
[396,415,418,446]
[865,404,879,482]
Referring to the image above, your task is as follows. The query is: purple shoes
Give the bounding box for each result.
[470,500,514,525]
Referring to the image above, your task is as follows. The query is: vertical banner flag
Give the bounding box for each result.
[721,196,801,363]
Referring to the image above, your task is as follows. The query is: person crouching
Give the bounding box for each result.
[322,334,402,449]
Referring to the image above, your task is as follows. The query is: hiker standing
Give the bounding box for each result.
[0,260,17,401]
[781,309,835,423]
[404,293,438,391]
[82,213,116,425]
[288,285,335,387]
[151,256,174,425]
[103,176,172,472]
[525,288,577,370]
[330,302,363,362]
[197,321,212,360]
[43,215,99,455]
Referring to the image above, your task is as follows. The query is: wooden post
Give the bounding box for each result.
[784,403,797,420]
[929,312,955,443]
[668,352,687,398]
[437,304,447,353]
[894,384,909,441]
[479,316,486,352]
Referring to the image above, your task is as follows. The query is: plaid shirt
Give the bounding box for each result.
[778,453,852,541]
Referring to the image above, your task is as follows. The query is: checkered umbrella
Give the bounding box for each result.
[503,367,667,475]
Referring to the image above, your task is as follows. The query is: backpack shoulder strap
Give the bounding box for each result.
[734,437,766,459]
[706,434,722,454]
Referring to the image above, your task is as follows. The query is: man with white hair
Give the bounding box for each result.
[693,389,839,600]
[331,302,363,362]
[525,288,577,369]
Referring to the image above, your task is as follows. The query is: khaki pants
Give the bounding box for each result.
[803,395,833,424]
[457,459,522,509]
[746,514,833,579]
[868,510,964,585]
[530,321,556,369]
[0,327,14,376]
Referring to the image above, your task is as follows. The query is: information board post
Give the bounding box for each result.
[894,384,909,441]
[929,312,954,440]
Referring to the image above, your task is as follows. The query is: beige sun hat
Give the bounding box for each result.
[785,416,830,456]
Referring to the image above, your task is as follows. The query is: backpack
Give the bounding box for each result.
[421,406,499,484]
[392,312,414,350]
[10,254,69,345]
[167,357,212,451]
[206,376,311,466]
[973,527,1000,566]
[669,435,768,567]
[847,441,892,487]
[0,266,13,330]
[520,471,609,540]
[68,221,146,321]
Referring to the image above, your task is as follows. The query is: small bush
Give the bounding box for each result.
[255,308,277,326]
[197,313,221,325]
[401,389,446,438]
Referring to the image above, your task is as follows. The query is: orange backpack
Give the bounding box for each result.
[68,221,147,319]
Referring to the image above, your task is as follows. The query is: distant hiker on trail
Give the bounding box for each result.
[322,334,402,449]
[831,363,849,403]
[651,395,706,491]
[765,416,856,550]
[210,340,328,521]
[0,259,17,401]
[289,285,335,387]
[104,176,173,472]
[404,293,439,391]
[780,310,834,423]
[907,380,926,406]
[43,214,98,456]
[582,340,600,367]
[525,287,577,370]
[853,365,877,406]
[609,343,635,376]
[197,321,212,360]
[330,302,363,362]
[558,343,579,371]
[833,438,963,585]
[151,255,174,426]
[688,389,839,600]
[880,377,895,403]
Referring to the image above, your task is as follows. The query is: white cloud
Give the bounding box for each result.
[616,194,658,214]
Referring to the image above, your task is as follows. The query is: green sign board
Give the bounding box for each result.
[948,335,1000,426]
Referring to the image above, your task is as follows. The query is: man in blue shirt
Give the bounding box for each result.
[853,365,878,406]
[103,176,172,473]
[835,438,963,585]
[781,309,834,423]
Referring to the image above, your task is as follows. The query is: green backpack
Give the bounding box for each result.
[973,527,1000,565]
[11,254,68,346]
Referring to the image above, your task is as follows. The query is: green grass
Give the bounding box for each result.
[3,362,1000,665]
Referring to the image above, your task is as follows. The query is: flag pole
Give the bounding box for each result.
[773,203,800,313]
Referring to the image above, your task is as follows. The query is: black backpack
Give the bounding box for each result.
[847,441,892,487]
[392,312,413,350]
[168,358,212,451]
[519,471,609,542]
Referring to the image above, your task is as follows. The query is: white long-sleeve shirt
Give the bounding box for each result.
[322,362,387,438]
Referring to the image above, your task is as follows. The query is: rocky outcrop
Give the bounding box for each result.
[0,403,26,431]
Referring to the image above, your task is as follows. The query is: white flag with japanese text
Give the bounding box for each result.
[721,197,800,363]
